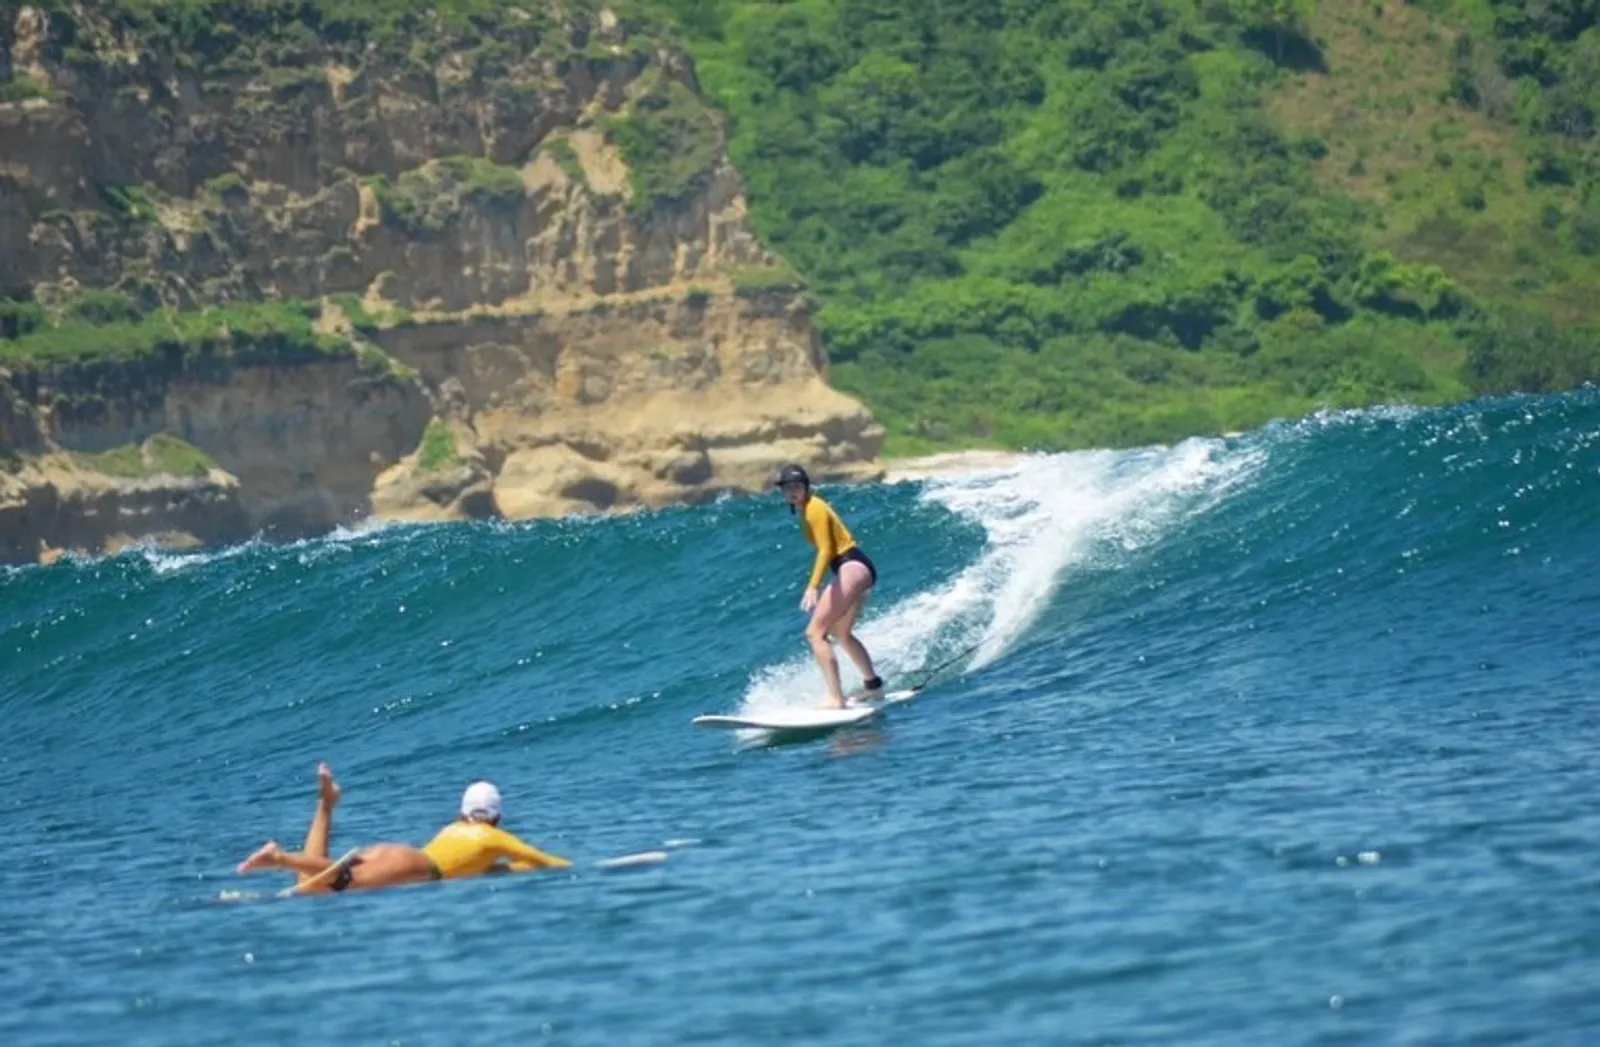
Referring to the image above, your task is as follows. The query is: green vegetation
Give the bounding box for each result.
[77,443,147,478]
[416,417,464,472]
[728,260,805,296]
[1269,2,1600,324]
[646,0,1600,451]
[147,434,214,476]
[605,76,723,210]
[203,171,251,203]
[0,299,48,340]
[326,292,421,336]
[367,155,525,235]
[443,156,526,206]
[0,298,347,368]
[329,293,380,334]
[542,134,589,185]
[98,184,156,224]
[324,298,417,377]
[1443,0,1600,149]
[78,433,214,479]
[0,74,57,102]
[354,342,418,380]
[66,290,145,326]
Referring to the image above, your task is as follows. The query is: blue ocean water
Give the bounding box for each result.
[3,390,1599,1045]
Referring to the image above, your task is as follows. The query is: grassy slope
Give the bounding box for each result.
[650,0,1600,455]
[1271,0,1600,326]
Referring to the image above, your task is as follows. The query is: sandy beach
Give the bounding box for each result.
[881,449,1026,483]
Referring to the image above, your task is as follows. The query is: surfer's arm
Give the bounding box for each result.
[803,499,833,591]
[490,828,573,871]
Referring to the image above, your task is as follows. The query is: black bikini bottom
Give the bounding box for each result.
[829,547,877,586]
[330,855,362,892]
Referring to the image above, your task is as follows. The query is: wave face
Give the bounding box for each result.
[5,389,1599,1043]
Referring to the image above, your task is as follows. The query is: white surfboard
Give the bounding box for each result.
[692,705,880,731]
[691,688,919,732]
[595,850,670,870]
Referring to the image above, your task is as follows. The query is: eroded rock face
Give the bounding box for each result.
[0,6,882,562]
[0,357,433,560]
[370,290,883,523]
[0,466,247,566]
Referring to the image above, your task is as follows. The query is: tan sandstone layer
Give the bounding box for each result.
[369,286,881,522]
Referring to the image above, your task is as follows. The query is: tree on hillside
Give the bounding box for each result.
[1232,0,1317,66]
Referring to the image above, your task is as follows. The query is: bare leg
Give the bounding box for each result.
[831,592,879,690]
[236,841,337,879]
[238,841,285,874]
[300,763,341,864]
[238,765,347,889]
[807,561,874,708]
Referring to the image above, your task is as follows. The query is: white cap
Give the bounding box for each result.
[460,780,502,822]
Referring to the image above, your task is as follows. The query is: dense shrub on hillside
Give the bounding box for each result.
[642,0,1600,449]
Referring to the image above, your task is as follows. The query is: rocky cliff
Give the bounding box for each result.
[0,2,883,564]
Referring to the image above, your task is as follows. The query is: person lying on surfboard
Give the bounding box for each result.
[776,463,885,709]
[236,763,570,894]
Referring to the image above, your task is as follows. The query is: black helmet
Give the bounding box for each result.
[775,463,810,488]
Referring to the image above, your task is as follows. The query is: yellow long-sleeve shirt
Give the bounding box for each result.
[801,494,858,591]
[421,820,572,879]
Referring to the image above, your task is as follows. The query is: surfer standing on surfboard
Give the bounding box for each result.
[777,463,885,709]
[236,763,570,894]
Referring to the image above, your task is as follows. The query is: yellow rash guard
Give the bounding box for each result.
[801,494,858,591]
[421,821,572,879]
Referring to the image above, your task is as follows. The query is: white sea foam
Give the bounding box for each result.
[740,437,1262,712]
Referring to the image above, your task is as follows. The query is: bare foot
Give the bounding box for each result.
[238,840,283,874]
[317,763,341,808]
